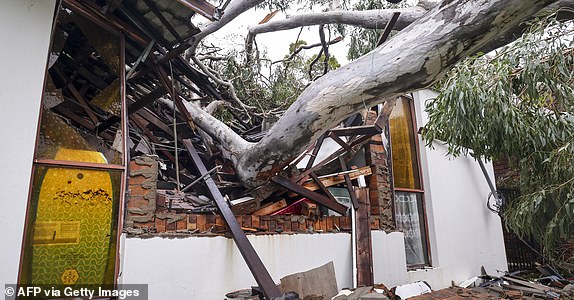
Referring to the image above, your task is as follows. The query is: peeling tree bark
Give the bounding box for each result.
[248,0,574,37]
[186,0,563,188]
[248,6,428,36]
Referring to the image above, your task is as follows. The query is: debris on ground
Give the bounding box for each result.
[226,263,574,300]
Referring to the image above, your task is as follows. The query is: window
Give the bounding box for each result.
[19,5,126,291]
[389,96,430,267]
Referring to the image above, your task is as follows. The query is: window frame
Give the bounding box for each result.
[390,95,432,269]
[18,1,128,288]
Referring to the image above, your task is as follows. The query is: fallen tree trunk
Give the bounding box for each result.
[185,0,562,188]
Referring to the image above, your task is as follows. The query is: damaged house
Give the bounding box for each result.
[0,0,519,299]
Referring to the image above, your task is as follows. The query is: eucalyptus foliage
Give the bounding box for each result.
[210,37,341,124]
[423,17,574,260]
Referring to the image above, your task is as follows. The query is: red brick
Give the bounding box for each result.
[187,215,197,231]
[129,162,151,172]
[134,221,153,229]
[241,215,251,228]
[166,220,176,231]
[326,217,333,231]
[176,219,187,231]
[371,218,380,230]
[129,186,152,198]
[259,219,267,231]
[127,197,149,209]
[252,215,260,229]
[368,144,385,153]
[292,221,299,231]
[307,219,314,230]
[155,218,166,232]
[196,215,207,232]
[334,217,341,230]
[206,215,216,227]
[284,220,292,232]
[128,175,149,186]
[268,220,276,232]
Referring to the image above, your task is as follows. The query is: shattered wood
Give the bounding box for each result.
[46,2,401,285]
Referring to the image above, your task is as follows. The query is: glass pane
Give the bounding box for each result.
[36,10,123,165]
[394,192,429,266]
[37,109,121,164]
[20,166,121,290]
[390,98,421,189]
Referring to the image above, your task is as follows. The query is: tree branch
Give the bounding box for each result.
[184,0,266,113]
[248,6,429,36]
[190,0,266,55]
[273,36,343,65]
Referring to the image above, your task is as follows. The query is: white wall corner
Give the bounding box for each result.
[0,0,56,287]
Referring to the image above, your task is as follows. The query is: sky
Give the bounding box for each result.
[195,5,352,66]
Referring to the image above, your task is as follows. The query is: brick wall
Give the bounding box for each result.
[125,155,158,233]
[125,149,392,236]
[365,111,395,231]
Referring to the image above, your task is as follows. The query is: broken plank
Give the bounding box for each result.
[131,117,176,164]
[127,86,165,114]
[377,12,401,47]
[176,0,218,21]
[329,132,353,152]
[231,197,260,215]
[301,201,319,218]
[339,157,359,209]
[304,133,326,171]
[241,227,258,233]
[501,276,555,292]
[67,83,100,125]
[329,125,380,137]
[279,261,338,299]
[502,284,548,297]
[309,172,338,204]
[253,200,288,216]
[301,166,372,191]
[272,176,348,215]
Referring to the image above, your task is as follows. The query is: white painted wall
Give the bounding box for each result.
[120,234,353,299]
[0,0,56,287]
[400,89,508,287]
[121,90,507,299]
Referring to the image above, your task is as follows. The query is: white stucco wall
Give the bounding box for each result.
[121,90,507,299]
[0,0,56,287]
[120,234,354,299]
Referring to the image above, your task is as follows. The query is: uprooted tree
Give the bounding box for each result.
[173,0,573,190]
